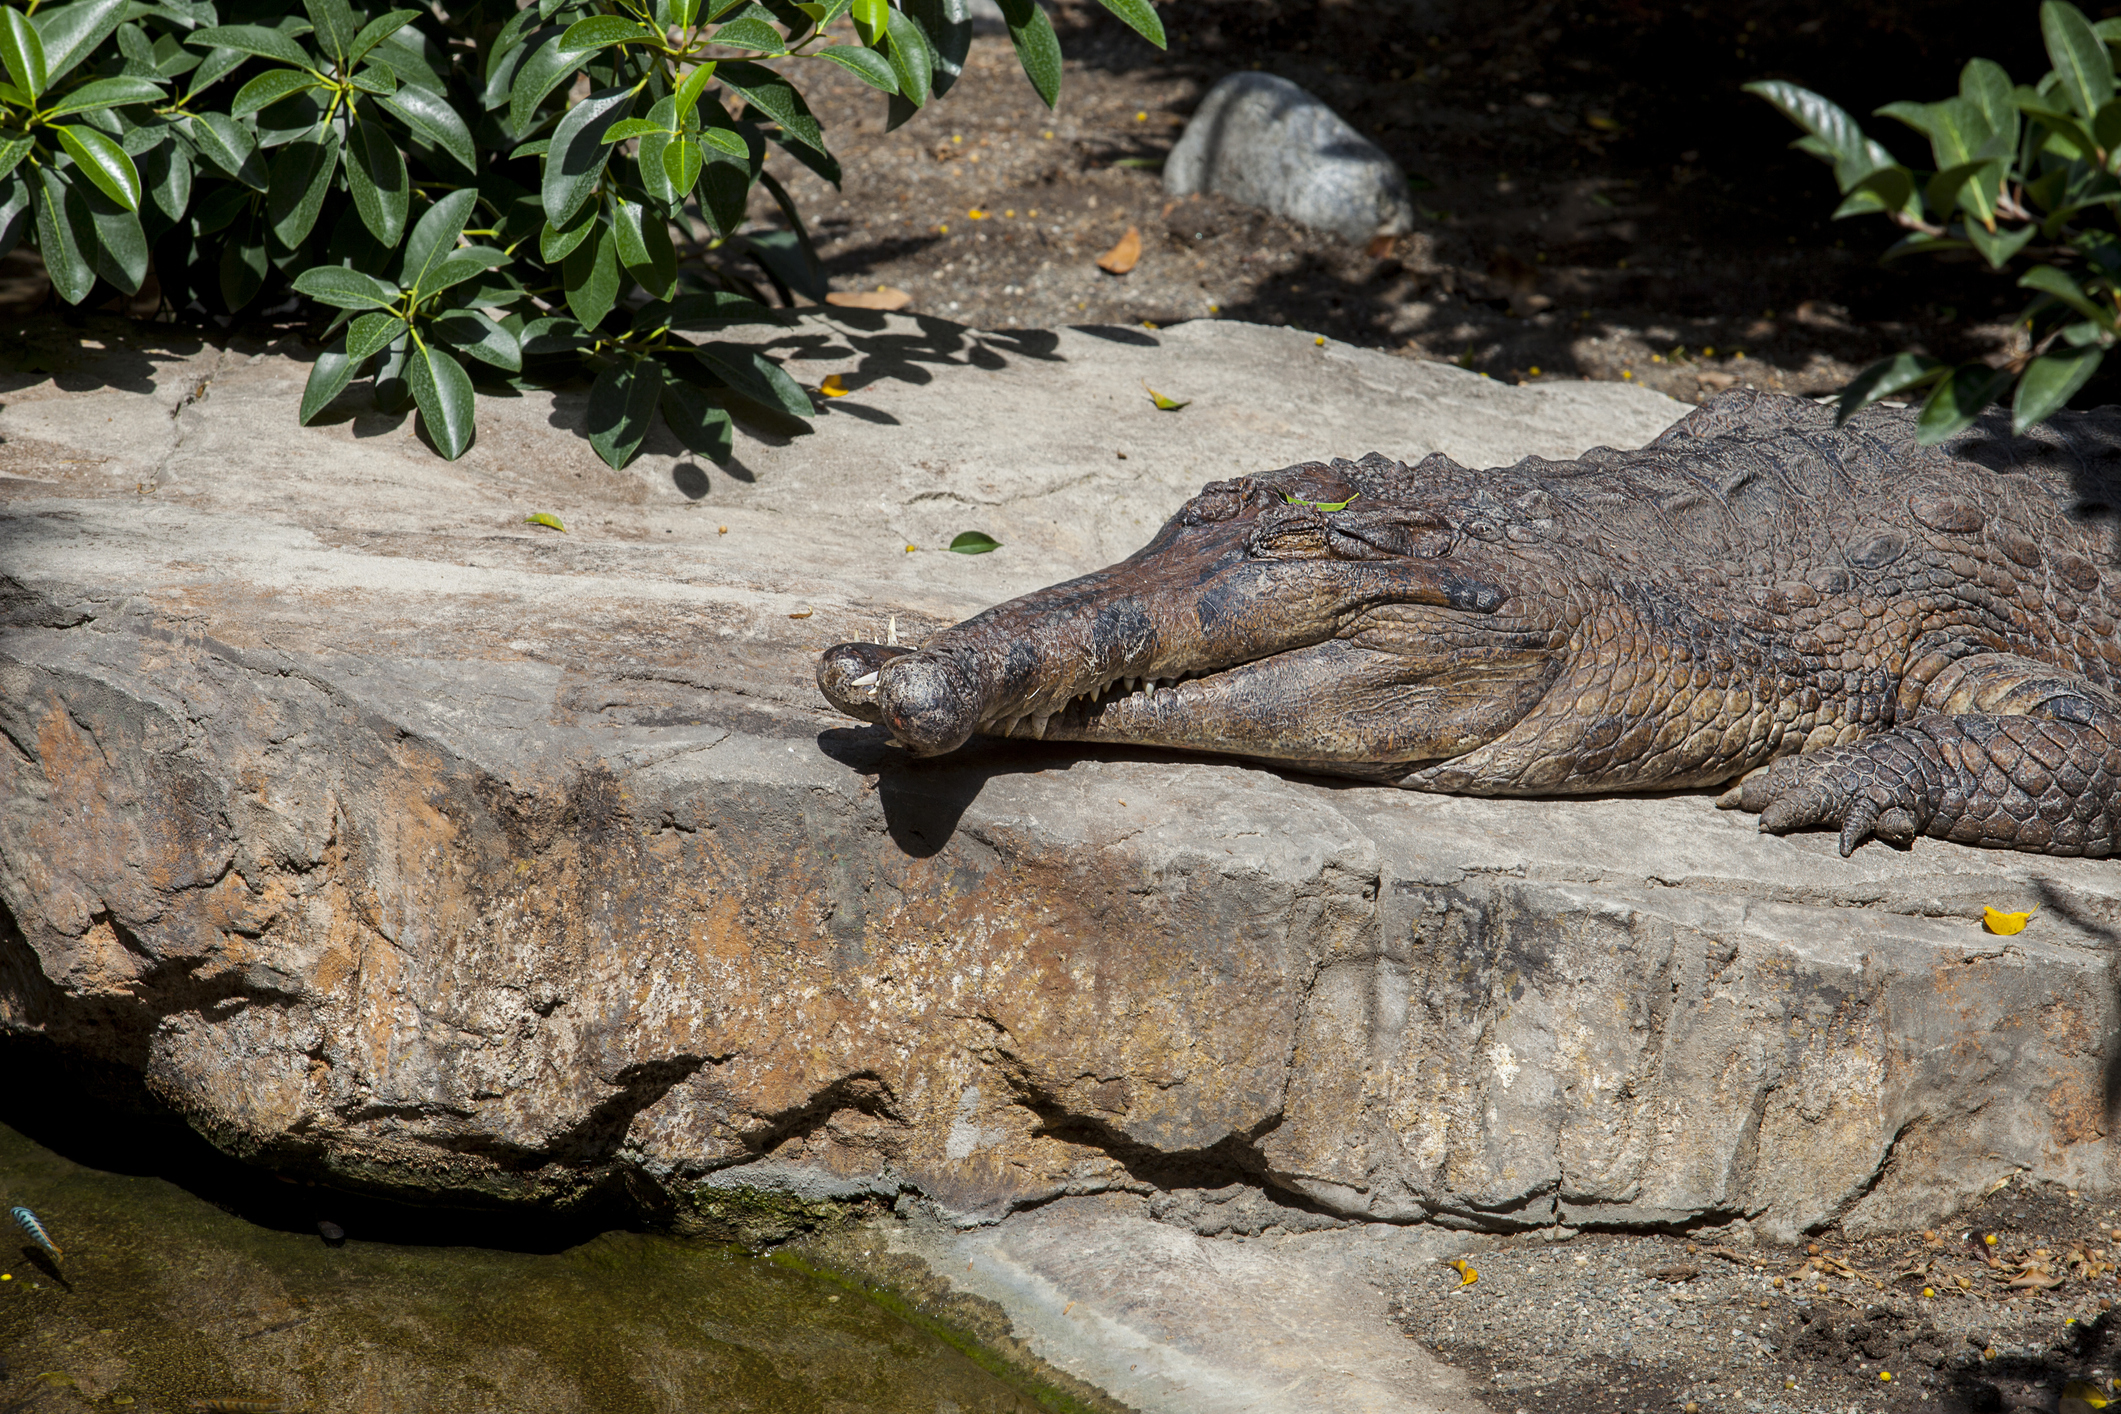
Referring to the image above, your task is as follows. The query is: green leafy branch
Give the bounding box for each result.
[1750,0,2121,442]
[0,0,1168,470]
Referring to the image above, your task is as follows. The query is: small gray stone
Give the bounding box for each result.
[1163,72,1414,243]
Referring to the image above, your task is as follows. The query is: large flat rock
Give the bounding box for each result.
[2,313,2114,1289]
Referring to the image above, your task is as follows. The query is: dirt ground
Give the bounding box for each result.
[764,0,2058,409]
[1395,1179,2121,1414]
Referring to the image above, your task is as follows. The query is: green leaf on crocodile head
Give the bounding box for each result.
[1281,491,1361,512]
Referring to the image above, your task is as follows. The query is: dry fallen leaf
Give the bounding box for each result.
[1097,225,1143,274]
[1983,906,2035,935]
[825,285,913,311]
[1651,1265,1701,1284]
[1446,1258,1477,1287]
[1142,379,1190,411]
[525,512,566,532]
[789,606,813,619]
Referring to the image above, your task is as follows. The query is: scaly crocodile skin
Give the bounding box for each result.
[818,390,2121,857]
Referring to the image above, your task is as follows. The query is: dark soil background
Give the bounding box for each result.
[770,0,2070,407]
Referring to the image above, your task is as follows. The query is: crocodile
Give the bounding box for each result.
[817,390,2121,857]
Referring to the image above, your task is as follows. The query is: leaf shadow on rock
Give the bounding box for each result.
[2028,876,2121,1129]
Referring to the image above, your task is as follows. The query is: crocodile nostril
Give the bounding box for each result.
[877,654,981,755]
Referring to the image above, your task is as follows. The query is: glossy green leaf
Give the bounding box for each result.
[814,43,896,93]
[1961,58,2018,152]
[431,308,522,370]
[0,9,48,98]
[560,15,657,54]
[409,341,476,458]
[635,94,681,204]
[77,177,146,293]
[363,26,447,94]
[417,244,510,299]
[186,111,268,189]
[539,203,596,262]
[301,0,360,63]
[602,117,667,144]
[184,44,247,101]
[1966,222,2037,269]
[1915,363,2014,444]
[187,22,313,69]
[563,222,621,330]
[1830,164,1919,222]
[1835,352,1946,424]
[2044,0,2113,122]
[290,264,400,309]
[136,137,191,222]
[486,7,541,76]
[661,134,705,196]
[0,172,31,260]
[850,0,886,44]
[506,32,582,132]
[230,66,321,118]
[673,58,717,119]
[41,75,166,115]
[996,0,1059,108]
[299,332,368,421]
[54,124,141,211]
[659,374,733,461]
[32,0,127,83]
[520,314,588,355]
[717,60,825,153]
[901,0,968,99]
[612,196,677,298]
[266,126,342,248]
[543,84,634,227]
[948,530,1000,554]
[696,341,813,420]
[377,84,477,175]
[399,186,476,291]
[2020,264,2111,324]
[0,135,27,192]
[347,309,408,359]
[33,168,95,303]
[700,125,748,157]
[1745,80,1894,191]
[883,6,932,106]
[347,8,420,66]
[666,290,783,326]
[346,117,408,245]
[372,334,413,412]
[1094,0,1162,46]
[714,15,787,52]
[2014,345,2105,432]
[1925,157,2003,227]
[585,357,662,468]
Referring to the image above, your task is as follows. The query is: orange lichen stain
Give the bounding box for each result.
[2046,1076,2108,1145]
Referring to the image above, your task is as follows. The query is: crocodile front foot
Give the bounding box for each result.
[1719,713,2121,857]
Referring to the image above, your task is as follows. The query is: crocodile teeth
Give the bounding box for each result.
[850,670,878,688]
[1034,713,1052,740]
[886,615,899,646]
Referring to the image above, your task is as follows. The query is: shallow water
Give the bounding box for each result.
[0,1121,1049,1413]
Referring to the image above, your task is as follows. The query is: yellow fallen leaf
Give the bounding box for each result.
[1983,906,2034,935]
[525,512,566,532]
[825,285,913,311]
[1447,1258,1477,1287]
[789,606,813,619]
[819,374,851,398]
[1142,380,1190,411]
[1097,226,1142,274]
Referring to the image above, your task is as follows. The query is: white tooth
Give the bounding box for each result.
[886,615,899,646]
[1034,713,1052,740]
[850,670,879,688]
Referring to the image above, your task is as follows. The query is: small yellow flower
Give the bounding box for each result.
[1880,1371,1893,1382]
[905,544,917,553]
[1136,110,1148,121]
[1528,365,1541,375]
[951,133,962,143]
[968,208,987,219]
[1314,335,1326,346]
[1923,1287,1935,1298]
[1621,369,1634,380]
[1041,129,1053,139]
[937,224,949,234]
[1702,347,1715,357]
[1004,209,1015,217]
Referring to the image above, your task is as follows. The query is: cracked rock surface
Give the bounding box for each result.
[0,312,2114,1267]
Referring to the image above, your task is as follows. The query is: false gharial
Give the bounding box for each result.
[818,391,2121,857]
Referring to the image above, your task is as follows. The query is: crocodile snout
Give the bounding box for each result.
[875,653,982,755]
